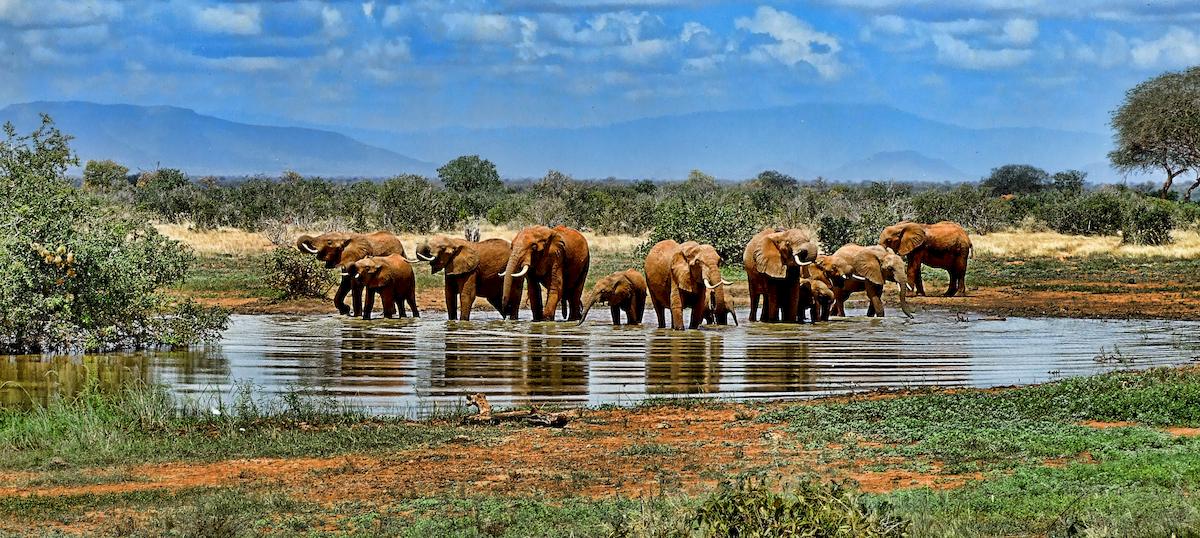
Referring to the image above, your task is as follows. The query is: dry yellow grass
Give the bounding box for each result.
[974,229,1200,259]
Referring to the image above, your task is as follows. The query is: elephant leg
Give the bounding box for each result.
[446,279,460,320]
[382,289,398,318]
[543,276,564,321]
[633,294,645,324]
[527,281,545,321]
[689,293,708,330]
[749,288,759,322]
[623,303,637,325]
[352,279,365,317]
[610,304,621,326]
[459,275,478,321]
[408,285,420,317]
[362,289,376,320]
[869,286,885,317]
[761,286,775,322]
[669,289,686,330]
[782,282,799,323]
[911,258,926,296]
[334,275,353,315]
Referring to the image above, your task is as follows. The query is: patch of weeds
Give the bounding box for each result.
[695,476,908,537]
[617,443,680,458]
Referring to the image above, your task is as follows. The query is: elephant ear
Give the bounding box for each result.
[671,252,695,293]
[851,253,885,286]
[755,235,787,279]
[898,224,927,256]
[446,243,479,276]
[610,274,633,304]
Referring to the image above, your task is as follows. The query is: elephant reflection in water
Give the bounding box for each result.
[327,324,419,389]
[438,323,587,399]
[742,339,816,393]
[0,355,151,408]
[645,332,724,395]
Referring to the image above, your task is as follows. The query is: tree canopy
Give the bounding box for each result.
[437,155,502,193]
[1109,66,1200,199]
[982,164,1049,196]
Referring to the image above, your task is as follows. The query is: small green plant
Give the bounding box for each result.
[1123,196,1175,245]
[263,246,337,300]
[694,476,909,537]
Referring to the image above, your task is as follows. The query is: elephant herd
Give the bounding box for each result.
[295,220,972,329]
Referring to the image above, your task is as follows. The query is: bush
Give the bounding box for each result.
[641,198,758,261]
[695,477,908,537]
[1123,196,1175,245]
[1042,190,1128,236]
[0,116,228,353]
[264,247,337,300]
[817,215,855,253]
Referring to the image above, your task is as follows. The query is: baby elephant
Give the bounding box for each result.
[352,255,419,320]
[796,278,835,323]
[578,269,648,326]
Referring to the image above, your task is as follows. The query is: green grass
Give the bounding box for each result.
[0,382,485,471]
[965,253,1200,288]
[175,253,275,298]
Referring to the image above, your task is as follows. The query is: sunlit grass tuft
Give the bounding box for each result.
[975,229,1200,259]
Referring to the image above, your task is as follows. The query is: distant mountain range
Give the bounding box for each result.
[0,101,434,177]
[1,100,1123,182]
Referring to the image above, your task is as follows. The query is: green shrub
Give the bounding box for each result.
[818,215,855,253]
[1123,196,1175,245]
[0,116,228,353]
[695,477,908,537]
[1043,190,1128,236]
[264,247,337,299]
[911,184,1013,233]
[641,198,757,261]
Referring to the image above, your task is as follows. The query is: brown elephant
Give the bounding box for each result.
[828,244,913,318]
[878,221,972,297]
[415,235,522,320]
[645,240,737,330]
[578,269,648,326]
[351,254,419,320]
[500,225,590,321]
[296,231,408,316]
[743,227,819,323]
[796,278,835,323]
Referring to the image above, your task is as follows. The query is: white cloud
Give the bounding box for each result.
[932,33,1032,69]
[680,21,708,43]
[321,6,346,38]
[1130,27,1200,69]
[1000,18,1038,46]
[615,38,671,63]
[0,0,121,28]
[355,38,413,82]
[193,4,261,36]
[362,2,375,19]
[1067,30,1128,68]
[734,6,843,79]
[441,12,517,42]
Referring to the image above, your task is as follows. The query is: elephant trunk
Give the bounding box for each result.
[577,294,599,326]
[897,281,914,319]
[296,235,318,254]
[500,249,529,319]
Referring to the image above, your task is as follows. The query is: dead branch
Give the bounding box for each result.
[463,393,576,428]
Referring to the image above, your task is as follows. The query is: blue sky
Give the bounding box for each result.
[2,0,1199,134]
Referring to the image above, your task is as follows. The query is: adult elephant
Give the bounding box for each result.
[416,235,521,320]
[500,225,590,321]
[645,240,737,330]
[744,227,819,323]
[828,244,913,318]
[296,231,408,316]
[878,221,972,297]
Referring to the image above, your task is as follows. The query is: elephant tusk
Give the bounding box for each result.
[300,243,318,254]
[340,271,350,277]
[703,278,719,290]
[794,254,812,266]
[404,256,420,263]
[852,274,867,281]
[510,265,530,278]
[906,283,915,291]
[416,252,435,261]
[498,271,507,276]
[720,279,733,286]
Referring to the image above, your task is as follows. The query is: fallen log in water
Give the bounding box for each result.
[463,393,576,427]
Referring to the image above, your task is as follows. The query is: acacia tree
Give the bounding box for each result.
[436,154,501,193]
[1109,66,1200,199]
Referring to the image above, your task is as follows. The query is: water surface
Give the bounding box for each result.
[4,312,1198,414]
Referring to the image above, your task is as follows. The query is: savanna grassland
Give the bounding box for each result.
[2,367,1200,536]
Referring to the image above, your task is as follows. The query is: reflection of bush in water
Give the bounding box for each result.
[0,356,152,409]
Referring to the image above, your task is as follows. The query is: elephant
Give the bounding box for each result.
[644,240,738,330]
[351,254,419,320]
[578,269,648,326]
[500,225,591,321]
[743,227,819,323]
[796,278,835,323]
[415,235,521,320]
[878,221,972,297]
[295,231,408,316]
[828,244,913,318]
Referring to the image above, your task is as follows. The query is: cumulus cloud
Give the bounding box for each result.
[1066,30,1129,68]
[1130,26,1200,69]
[355,38,413,82]
[932,33,1032,69]
[0,0,122,29]
[321,5,346,38]
[193,4,262,36]
[441,12,518,43]
[734,6,843,79]
[1000,18,1037,45]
